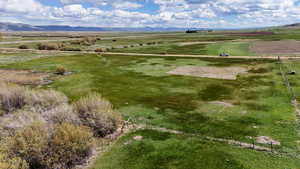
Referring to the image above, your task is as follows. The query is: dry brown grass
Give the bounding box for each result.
[74,93,122,137]
[168,66,247,80]
[0,83,27,113]
[0,70,48,85]
[250,40,300,54]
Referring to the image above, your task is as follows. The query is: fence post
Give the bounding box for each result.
[270,142,273,152]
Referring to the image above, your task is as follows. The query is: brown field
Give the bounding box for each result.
[225,31,274,36]
[0,70,49,85]
[167,66,247,80]
[250,40,300,54]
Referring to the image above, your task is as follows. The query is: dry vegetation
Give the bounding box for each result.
[0,83,122,169]
[0,70,48,85]
[250,40,300,54]
[168,66,248,80]
[37,42,65,50]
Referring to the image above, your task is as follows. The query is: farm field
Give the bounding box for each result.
[1,29,300,169]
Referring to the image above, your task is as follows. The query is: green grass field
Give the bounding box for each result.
[1,30,300,169]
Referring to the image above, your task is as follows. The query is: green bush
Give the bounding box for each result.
[73,93,122,137]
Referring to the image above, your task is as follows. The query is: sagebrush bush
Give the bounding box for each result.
[73,93,122,137]
[42,104,81,125]
[25,89,68,112]
[55,66,66,75]
[5,122,94,169]
[46,123,95,169]
[0,83,27,113]
[19,45,29,49]
[37,43,64,50]
[0,152,28,169]
[95,48,105,52]
[7,122,49,168]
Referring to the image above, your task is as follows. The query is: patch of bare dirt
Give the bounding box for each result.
[250,40,300,54]
[167,66,247,80]
[0,69,49,85]
[256,136,281,145]
[209,101,234,107]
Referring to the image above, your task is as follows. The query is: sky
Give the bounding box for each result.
[1,0,300,28]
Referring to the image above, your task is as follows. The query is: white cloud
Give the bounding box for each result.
[1,0,300,28]
[112,2,143,9]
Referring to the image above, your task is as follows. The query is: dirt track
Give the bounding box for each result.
[103,52,300,60]
[2,47,300,60]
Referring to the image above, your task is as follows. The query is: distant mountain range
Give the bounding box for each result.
[282,23,300,28]
[0,22,210,32]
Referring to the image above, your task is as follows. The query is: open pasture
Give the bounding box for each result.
[1,29,300,169]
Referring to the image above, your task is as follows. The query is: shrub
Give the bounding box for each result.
[0,111,43,137]
[95,48,105,53]
[0,152,28,169]
[25,89,68,111]
[55,66,66,75]
[0,83,26,113]
[73,93,122,137]
[19,45,29,49]
[7,122,49,169]
[70,40,81,45]
[46,123,95,169]
[37,43,64,50]
[42,104,81,125]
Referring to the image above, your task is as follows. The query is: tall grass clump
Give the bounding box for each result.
[74,93,122,137]
[0,83,26,113]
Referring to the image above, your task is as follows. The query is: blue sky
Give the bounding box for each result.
[1,0,300,28]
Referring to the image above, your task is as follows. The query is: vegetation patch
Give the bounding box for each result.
[0,70,48,85]
[168,66,247,80]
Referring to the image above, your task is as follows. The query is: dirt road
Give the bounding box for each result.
[103,52,300,60]
[2,47,300,60]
